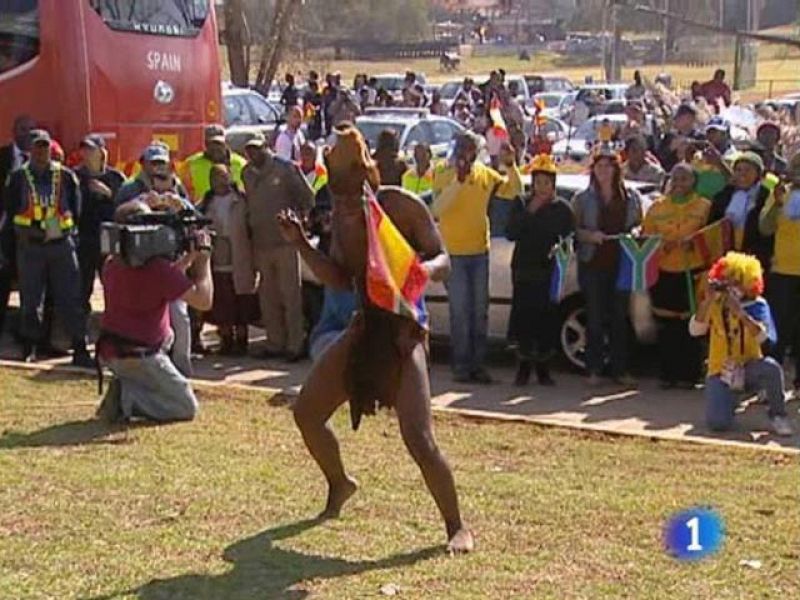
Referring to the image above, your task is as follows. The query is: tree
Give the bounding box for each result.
[254,0,304,94]
[224,0,251,87]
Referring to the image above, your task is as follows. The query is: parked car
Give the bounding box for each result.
[373,72,428,102]
[533,92,571,119]
[355,108,465,160]
[425,174,660,370]
[222,84,283,153]
[525,74,575,96]
[551,114,654,162]
[437,74,532,111]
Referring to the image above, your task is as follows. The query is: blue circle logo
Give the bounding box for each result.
[664,507,724,561]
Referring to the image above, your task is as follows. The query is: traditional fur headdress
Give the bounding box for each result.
[324,123,381,195]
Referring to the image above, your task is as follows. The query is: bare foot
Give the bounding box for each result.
[318,476,358,519]
[446,527,475,554]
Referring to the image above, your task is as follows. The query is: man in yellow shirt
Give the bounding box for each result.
[760,152,800,392]
[432,132,522,382]
[689,252,792,435]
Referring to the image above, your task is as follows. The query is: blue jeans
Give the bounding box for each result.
[578,266,630,376]
[447,253,489,375]
[705,357,787,431]
[108,352,198,422]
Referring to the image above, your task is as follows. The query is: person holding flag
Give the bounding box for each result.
[276,124,474,554]
[573,144,643,387]
[642,163,711,388]
[505,154,574,386]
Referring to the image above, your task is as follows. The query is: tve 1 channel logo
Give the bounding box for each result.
[664,507,725,561]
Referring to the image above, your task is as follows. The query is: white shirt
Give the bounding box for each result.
[275,126,305,162]
[12,144,27,170]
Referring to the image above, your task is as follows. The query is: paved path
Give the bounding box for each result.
[3,337,797,454]
[1,287,797,454]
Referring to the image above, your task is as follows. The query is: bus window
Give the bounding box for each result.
[0,0,39,76]
[89,0,209,37]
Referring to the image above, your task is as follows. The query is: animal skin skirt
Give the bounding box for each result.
[344,306,427,431]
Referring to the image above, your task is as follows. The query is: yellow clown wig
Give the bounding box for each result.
[708,251,764,297]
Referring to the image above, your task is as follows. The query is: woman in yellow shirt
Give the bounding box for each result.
[643,162,710,388]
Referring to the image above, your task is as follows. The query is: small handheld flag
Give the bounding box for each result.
[489,97,509,141]
[364,187,429,329]
[691,219,733,269]
[549,235,574,303]
[615,235,663,292]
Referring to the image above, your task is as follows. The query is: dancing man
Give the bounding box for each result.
[276,124,474,554]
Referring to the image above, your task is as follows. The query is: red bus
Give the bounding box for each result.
[0,0,222,173]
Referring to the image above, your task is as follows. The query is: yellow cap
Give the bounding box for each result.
[525,153,558,175]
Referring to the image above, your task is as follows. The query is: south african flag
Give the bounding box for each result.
[615,235,663,292]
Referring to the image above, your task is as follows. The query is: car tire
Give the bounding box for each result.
[559,295,588,372]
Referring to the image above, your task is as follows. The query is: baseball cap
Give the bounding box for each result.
[244,132,267,148]
[705,116,730,133]
[204,124,226,139]
[29,129,52,146]
[757,121,781,136]
[734,151,765,173]
[142,143,170,163]
[674,103,697,118]
[207,135,227,146]
[80,134,106,150]
[625,99,645,112]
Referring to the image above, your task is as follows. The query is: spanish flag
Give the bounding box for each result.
[364,189,429,329]
[489,96,509,141]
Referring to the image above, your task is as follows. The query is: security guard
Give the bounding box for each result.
[181,124,247,204]
[401,142,435,196]
[4,129,92,366]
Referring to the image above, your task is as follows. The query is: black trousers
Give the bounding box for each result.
[766,272,800,385]
[511,277,558,361]
[651,271,702,383]
[77,238,101,316]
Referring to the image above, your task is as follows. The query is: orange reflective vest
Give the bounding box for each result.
[13,164,75,231]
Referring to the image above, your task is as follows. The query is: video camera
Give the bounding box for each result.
[100,210,213,268]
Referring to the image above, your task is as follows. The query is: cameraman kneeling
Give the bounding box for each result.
[95,201,213,423]
[689,252,793,436]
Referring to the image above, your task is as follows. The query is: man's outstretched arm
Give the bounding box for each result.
[276,209,352,290]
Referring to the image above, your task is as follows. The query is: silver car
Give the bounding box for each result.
[425,174,660,370]
[355,108,465,160]
[222,84,283,154]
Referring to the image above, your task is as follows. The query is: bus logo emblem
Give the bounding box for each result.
[154,80,175,105]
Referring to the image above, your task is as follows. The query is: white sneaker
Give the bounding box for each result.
[770,415,794,437]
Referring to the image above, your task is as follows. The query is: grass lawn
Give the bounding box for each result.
[0,367,798,599]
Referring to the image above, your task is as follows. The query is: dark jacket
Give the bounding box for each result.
[4,161,81,235]
[709,184,774,272]
[506,197,574,282]
[0,145,19,268]
[76,166,126,242]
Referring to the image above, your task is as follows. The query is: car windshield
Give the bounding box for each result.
[536,94,562,108]
[0,0,39,76]
[374,76,405,92]
[439,81,461,99]
[89,0,209,37]
[355,121,406,151]
[574,119,616,141]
